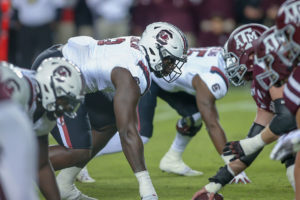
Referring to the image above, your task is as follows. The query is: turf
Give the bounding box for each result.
[46,85,294,200]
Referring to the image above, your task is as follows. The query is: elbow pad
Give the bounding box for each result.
[269,98,297,136]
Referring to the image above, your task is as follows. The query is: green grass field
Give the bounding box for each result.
[49,85,294,200]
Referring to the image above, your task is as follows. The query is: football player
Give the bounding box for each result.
[31,22,188,200]
[264,1,300,199]
[0,59,85,200]
[192,23,300,199]
[0,63,38,200]
[82,45,251,183]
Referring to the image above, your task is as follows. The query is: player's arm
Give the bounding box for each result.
[111,67,145,171]
[192,75,226,154]
[111,67,157,199]
[225,85,296,158]
[192,106,274,199]
[38,135,60,200]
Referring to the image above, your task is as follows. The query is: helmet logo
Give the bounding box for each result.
[263,34,281,54]
[53,66,71,82]
[234,28,259,50]
[283,1,300,25]
[156,30,173,45]
[0,78,20,98]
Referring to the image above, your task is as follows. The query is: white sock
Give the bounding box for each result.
[96,133,149,156]
[170,132,192,153]
[286,164,295,191]
[135,171,156,197]
[240,133,266,155]
[56,166,82,185]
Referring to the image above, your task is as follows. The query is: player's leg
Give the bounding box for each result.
[77,87,159,182]
[158,91,203,176]
[50,103,96,200]
[92,83,159,157]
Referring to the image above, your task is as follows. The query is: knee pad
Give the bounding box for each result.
[269,99,297,136]
[176,115,202,137]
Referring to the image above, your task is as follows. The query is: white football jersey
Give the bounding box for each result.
[62,36,151,95]
[21,68,57,137]
[152,47,228,100]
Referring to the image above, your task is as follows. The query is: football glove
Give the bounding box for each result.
[222,141,245,161]
[229,171,251,184]
[270,130,300,161]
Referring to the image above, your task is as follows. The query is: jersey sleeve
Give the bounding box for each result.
[197,64,228,100]
[198,71,228,100]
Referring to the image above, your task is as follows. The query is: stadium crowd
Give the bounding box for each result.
[0,0,300,200]
[2,0,285,68]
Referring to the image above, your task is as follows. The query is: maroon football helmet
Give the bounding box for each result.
[255,27,293,90]
[223,23,268,86]
[275,0,300,66]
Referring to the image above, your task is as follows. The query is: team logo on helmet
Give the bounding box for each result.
[156,30,173,45]
[53,66,71,82]
[0,78,20,99]
[263,33,282,54]
[283,1,300,25]
[234,28,259,50]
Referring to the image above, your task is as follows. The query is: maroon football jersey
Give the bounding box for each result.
[284,67,300,115]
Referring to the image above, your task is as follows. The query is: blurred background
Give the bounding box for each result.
[0,0,285,69]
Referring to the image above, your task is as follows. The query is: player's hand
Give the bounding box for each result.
[229,171,251,184]
[223,141,245,160]
[141,194,158,200]
[270,130,300,160]
[191,187,215,200]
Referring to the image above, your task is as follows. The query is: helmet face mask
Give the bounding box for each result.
[275,0,300,66]
[255,55,280,91]
[36,57,85,119]
[276,25,300,66]
[153,46,186,82]
[139,22,188,82]
[255,27,293,91]
[49,75,84,118]
[223,51,248,86]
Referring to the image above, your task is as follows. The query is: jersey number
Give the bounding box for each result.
[97,38,126,45]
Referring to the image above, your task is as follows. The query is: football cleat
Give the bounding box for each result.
[57,181,97,200]
[141,194,158,200]
[159,149,203,176]
[76,166,96,183]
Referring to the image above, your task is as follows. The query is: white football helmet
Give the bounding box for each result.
[139,22,188,82]
[35,57,85,118]
[0,61,31,111]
